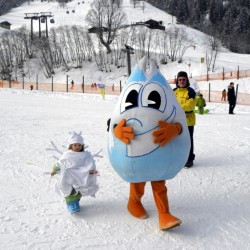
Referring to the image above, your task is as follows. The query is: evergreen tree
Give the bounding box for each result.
[187,0,202,27]
[168,0,178,17]
[0,0,26,15]
[198,0,209,15]
[233,0,250,8]
[146,0,250,53]
[223,8,235,34]
[234,7,249,33]
[176,0,189,23]
[209,0,224,25]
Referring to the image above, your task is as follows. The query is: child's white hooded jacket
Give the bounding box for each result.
[55,150,98,197]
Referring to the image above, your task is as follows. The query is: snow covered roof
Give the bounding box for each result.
[0,21,11,30]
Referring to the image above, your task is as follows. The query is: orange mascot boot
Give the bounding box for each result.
[151,180,182,230]
[127,182,148,219]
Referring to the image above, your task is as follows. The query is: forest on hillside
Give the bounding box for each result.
[0,0,27,15]
[1,0,249,53]
[145,0,250,54]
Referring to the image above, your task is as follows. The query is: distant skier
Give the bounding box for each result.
[221,89,227,101]
[50,133,98,213]
[227,82,236,114]
[70,80,74,89]
[196,93,206,114]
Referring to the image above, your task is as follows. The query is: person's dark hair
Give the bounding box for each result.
[68,144,84,151]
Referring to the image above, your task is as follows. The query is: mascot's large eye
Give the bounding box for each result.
[120,83,142,113]
[147,91,161,109]
[141,83,166,112]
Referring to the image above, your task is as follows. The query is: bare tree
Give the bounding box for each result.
[86,0,127,54]
[131,0,138,8]
[0,36,13,80]
[142,1,145,13]
[81,31,95,62]
[165,26,194,63]
[158,31,169,64]
[177,33,195,63]
[70,25,95,67]
[110,29,129,66]
[0,29,33,81]
[16,26,33,59]
[36,38,58,77]
[48,27,68,69]
[133,26,148,58]
[205,35,220,72]
[146,29,159,59]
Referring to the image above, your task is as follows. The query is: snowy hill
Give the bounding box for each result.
[0,0,250,88]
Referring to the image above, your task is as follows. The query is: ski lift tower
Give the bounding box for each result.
[24,12,53,40]
[24,13,40,40]
[40,12,53,38]
[121,45,134,76]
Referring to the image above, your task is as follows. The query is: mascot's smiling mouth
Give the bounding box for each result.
[126,106,176,157]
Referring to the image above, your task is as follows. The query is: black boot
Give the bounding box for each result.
[185,160,193,168]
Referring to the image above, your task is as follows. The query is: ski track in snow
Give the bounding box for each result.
[0,89,250,250]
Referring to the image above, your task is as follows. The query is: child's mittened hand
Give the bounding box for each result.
[114,119,135,144]
[152,121,182,147]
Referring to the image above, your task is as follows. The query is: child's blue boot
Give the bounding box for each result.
[66,200,80,214]
[75,200,80,212]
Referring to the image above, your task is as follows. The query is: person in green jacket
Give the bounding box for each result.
[196,94,206,114]
[173,71,196,168]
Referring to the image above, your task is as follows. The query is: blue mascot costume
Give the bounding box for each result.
[108,57,190,230]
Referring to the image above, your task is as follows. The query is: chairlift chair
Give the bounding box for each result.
[50,18,55,24]
[72,10,75,13]
[66,11,69,14]
[41,17,45,23]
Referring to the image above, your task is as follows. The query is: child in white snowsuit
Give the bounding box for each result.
[51,133,98,213]
[196,94,206,114]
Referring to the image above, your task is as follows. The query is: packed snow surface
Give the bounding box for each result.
[0,88,250,250]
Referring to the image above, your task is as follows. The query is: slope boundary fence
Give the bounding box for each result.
[1,67,250,105]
